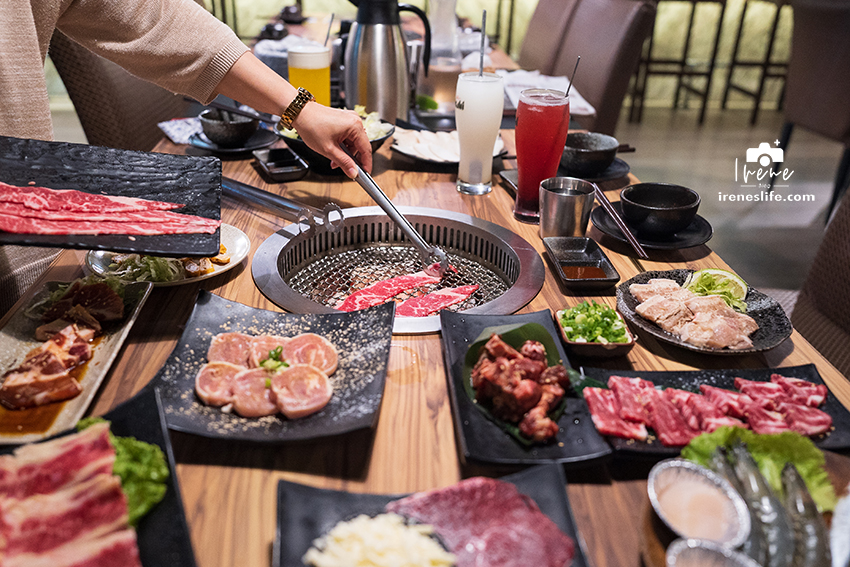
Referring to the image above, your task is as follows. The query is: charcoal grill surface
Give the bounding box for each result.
[252,207,545,333]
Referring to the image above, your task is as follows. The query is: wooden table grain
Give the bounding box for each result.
[6,130,849,567]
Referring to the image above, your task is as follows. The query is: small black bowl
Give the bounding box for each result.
[279,124,395,175]
[560,132,619,178]
[620,183,700,238]
[198,109,259,148]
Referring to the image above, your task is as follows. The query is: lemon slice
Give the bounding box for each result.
[692,268,748,299]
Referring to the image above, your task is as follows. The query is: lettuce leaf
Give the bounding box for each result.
[681,426,837,512]
[78,417,169,526]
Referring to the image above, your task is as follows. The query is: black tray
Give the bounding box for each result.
[617,269,792,355]
[151,291,394,442]
[440,309,612,466]
[543,236,620,291]
[0,135,221,256]
[274,463,589,567]
[0,387,197,567]
[580,364,850,456]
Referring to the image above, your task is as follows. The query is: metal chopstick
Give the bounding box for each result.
[594,186,649,260]
[340,147,449,278]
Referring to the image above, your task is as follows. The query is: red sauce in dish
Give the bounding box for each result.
[561,265,607,280]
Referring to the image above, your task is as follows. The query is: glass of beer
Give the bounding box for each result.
[514,88,570,222]
[287,45,331,107]
[455,71,504,195]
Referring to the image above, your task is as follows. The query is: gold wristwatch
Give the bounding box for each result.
[277,87,314,130]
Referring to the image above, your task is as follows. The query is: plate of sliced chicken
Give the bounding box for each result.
[616,269,792,355]
[390,127,506,164]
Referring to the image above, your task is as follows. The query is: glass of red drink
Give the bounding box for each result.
[513,89,571,223]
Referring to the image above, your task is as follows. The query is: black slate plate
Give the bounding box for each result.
[579,364,850,456]
[440,309,612,466]
[543,236,620,291]
[591,202,713,250]
[559,157,631,182]
[617,269,792,355]
[188,128,277,154]
[0,135,221,256]
[151,291,394,442]
[274,463,589,567]
[0,387,197,567]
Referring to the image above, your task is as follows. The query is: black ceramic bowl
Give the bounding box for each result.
[560,132,619,177]
[198,109,259,148]
[620,183,700,238]
[280,123,395,175]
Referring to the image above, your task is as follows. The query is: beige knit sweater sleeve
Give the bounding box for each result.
[54,0,248,104]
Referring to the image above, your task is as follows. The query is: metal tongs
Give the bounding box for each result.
[221,177,344,235]
[343,148,449,278]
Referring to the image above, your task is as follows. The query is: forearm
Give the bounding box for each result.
[212,52,298,118]
[213,51,372,177]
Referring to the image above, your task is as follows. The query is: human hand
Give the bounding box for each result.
[293,104,372,178]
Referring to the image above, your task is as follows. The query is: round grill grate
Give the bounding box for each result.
[285,244,510,312]
[253,207,545,334]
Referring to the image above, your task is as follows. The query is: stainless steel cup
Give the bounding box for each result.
[539,177,597,238]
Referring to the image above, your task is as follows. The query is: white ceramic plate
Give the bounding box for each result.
[390,128,506,164]
[86,223,250,287]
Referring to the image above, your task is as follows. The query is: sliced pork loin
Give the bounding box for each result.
[634,295,693,334]
[270,364,333,419]
[231,368,279,418]
[630,278,758,350]
[629,278,689,302]
[385,476,575,567]
[195,361,244,406]
[207,332,253,367]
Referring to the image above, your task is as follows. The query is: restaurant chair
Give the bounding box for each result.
[769,0,850,220]
[516,0,580,75]
[720,0,790,125]
[549,0,656,136]
[48,31,191,152]
[762,190,850,379]
[628,0,727,125]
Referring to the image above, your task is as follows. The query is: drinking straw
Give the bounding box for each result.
[479,10,487,77]
[324,13,335,46]
[565,55,580,97]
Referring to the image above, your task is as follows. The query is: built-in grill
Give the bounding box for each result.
[252,207,545,333]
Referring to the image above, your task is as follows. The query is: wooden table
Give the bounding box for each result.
[6,131,849,567]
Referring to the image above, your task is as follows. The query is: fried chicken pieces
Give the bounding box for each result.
[471,334,569,443]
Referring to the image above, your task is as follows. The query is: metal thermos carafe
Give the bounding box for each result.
[344,0,431,122]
